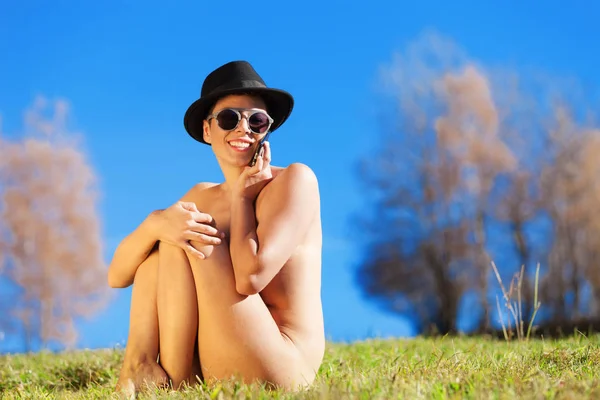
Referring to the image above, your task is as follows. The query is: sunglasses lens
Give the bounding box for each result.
[249,112,270,133]
[216,109,239,130]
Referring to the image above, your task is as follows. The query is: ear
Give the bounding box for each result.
[203,120,212,144]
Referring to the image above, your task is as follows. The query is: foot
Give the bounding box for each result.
[115,359,169,398]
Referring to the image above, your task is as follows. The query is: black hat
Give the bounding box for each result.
[183,60,294,145]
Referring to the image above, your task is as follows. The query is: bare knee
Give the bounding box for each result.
[157,242,197,274]
[158,241,189,259]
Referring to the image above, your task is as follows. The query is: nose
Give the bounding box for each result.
[236,113,251,133]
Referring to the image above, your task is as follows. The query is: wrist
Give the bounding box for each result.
[231,190,256,203]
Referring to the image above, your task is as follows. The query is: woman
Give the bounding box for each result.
[107,61,325,395]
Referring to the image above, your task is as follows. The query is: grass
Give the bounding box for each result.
[2,334,600,399]
[1,262,592,399]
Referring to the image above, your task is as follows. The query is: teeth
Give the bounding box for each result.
[229,141,251,149]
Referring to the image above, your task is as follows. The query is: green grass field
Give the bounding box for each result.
[2,335,600,399]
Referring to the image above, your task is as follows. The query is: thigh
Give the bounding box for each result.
[188,240,312,388]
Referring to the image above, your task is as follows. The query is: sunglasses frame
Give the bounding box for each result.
[207,108,274,135]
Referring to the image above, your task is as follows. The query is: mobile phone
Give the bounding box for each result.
[249,131,271,167]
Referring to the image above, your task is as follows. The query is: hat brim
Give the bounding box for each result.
[183,87,294,145]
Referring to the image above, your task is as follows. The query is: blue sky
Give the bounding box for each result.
[0,0,598,353]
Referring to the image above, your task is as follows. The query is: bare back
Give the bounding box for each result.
[183,164,325,372]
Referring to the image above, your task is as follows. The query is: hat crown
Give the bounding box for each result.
[184,60,294,145]
[201,61,267,97]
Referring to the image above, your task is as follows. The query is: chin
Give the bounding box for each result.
[229,151,256,167]
[214,142,257,168]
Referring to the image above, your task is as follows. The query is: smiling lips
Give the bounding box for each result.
[228,139,254,152]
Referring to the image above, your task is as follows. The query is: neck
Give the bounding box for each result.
[217,158,247,194]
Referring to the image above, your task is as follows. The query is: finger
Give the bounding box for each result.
[186,222,222,239]
[263,141,271,164]
[246,155,262,176]
[191,211,214,225]
[254,154,264,173]
[189,220,225,238]
[184,231,222,245]
[179,201,199,212]
[184,243,205,259]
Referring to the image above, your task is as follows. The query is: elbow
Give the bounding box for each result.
[107,272,121,288]
[107,268,128,289]
[235,273,265,296]
[234,256,268,295]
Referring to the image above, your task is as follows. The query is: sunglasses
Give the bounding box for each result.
[207,108,273,135]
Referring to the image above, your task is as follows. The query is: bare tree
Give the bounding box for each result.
[433,66,517,331]
[355,32,600,336]
[355,33,515,334]
[537,104,600,324]
[0,96,111,351]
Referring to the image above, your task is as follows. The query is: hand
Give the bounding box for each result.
[234,141,273,200]
[150,201,224,259]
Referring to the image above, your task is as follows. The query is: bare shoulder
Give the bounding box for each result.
[179,181,220,204]
[269,163,320,194]
[257,163,320,212]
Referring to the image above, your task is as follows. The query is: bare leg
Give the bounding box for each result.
[189,339,203,385]
[187,239,317,390]
[116,249,169,395]
[157,241,200,389]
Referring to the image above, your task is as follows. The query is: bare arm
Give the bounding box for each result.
[229,163,320,295]
[107,210,162,288]
[107,184,223,289]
